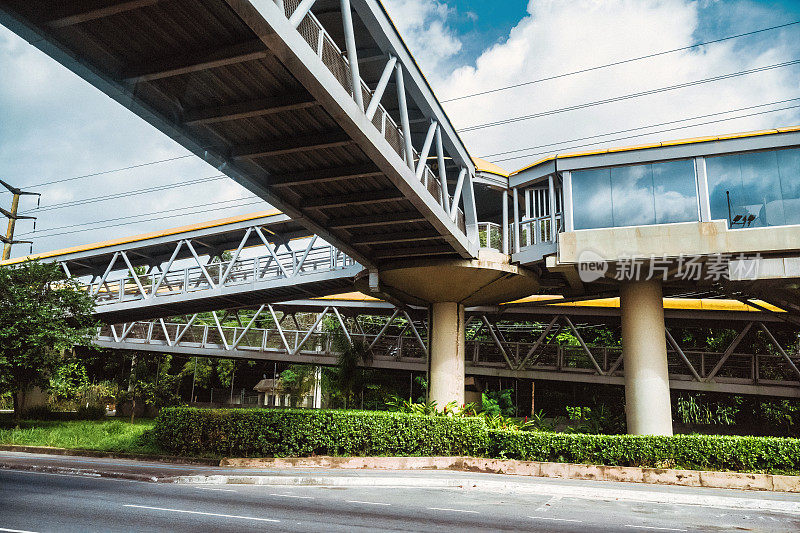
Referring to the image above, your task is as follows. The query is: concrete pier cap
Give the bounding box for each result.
[355,249,540,407]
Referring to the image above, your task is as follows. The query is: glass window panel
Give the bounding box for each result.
[652,159,698,224]
[707,151,787,228]
[706,153,743,226]
[778,148,800,225]
[610,164,656,226]
[572,168,613,230]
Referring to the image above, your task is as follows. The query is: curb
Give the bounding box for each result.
[220,456,800,493]
[0,445,219,466]
[171,474,800,514]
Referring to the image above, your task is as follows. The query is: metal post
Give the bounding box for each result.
[288,0,317,28]
[561,171,574,232]
[548,174,557,242]
[694,157,712,222]
[502,189,509,254]
[435,124,450,211]
[340,0,364,111]
[415,121,437,181]
[512,187,520,253]
[395,64,414,168]
[365,56,397,120]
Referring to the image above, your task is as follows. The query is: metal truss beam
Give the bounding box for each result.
[303,189,402,209]
[123,40,269,83]
[47,0,162,29]
[269,164,382,187]
[183,93,318,126]
[328,211,426,229]
[231,131,353,159]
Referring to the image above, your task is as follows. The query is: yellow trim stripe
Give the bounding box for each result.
[507,125,800,176]
[0,209,282,266]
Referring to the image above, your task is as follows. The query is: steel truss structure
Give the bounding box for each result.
[96,302,800,398]
[49,213,361,323]
[0,0,481,267]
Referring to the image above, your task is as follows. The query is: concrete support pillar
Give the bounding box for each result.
[620,279,673,435]
[429,302,465,407]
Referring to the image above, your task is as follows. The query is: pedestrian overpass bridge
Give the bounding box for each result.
[2,0,800,435]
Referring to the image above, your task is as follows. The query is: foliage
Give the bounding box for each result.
[153,407,488,458]
[279,365,315,407]
[152,407,800,474]
[487,430,800,474]
[676,394,738,426]
[481,389,515,417]
[0,417,156,453]
[48,361,90,403]
[0,261,97,419]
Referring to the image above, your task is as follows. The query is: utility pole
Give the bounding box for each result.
[1,179,40,260]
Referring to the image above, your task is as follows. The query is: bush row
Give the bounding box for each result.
[153,408,800,474]
[153,407,487,458]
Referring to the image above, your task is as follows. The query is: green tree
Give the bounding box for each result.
[0,261,97,421]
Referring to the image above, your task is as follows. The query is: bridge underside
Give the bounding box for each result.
[0,0,474,267]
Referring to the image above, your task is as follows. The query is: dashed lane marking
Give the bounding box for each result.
[123,504,279,522]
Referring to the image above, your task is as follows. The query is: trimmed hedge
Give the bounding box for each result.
[153,407,488,458]
[489,430,800,475]
[153,408,800,474]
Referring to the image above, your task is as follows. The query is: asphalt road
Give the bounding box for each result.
[2,465,800,532]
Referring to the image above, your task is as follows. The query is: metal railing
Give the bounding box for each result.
[518,214,562,248]
[281,1,465,232]
[85,246,355,306]
[478,222,502,251]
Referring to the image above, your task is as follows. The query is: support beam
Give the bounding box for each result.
[303,189,402,209]
[620,279,673,436]
[328,211,426,229]
[232,131,352,159]
[183,94,317,125]
[351,230,440,246]
[365,56,398,120]
[123,40,268,83]
[47,0,162,29]
[340,0,364,111]
[415,121,438,181]
[502,189,509,254]
[395,64,414,168]
[373,245,453,260]
[435,124,450,211]
[288,0,318,28]
[269,164,381,187]
[429,302,465,407]
[449,168,466,222]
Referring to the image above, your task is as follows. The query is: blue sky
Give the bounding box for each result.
[1,0,799,254]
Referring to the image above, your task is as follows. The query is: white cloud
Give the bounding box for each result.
[430,0,800,172]
[381,0,462,78]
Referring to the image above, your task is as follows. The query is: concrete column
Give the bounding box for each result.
[620,279,673,435]
[429,302,465,407]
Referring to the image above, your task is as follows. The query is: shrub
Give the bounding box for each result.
[152,407,800,474]
[487,430,800,475]
[153,407,488,457]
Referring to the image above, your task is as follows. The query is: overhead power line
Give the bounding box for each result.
[490,102,800,164]
[18,195,256,237]
[0,154,196,194]
[480,97,800,159]
[441,20,800,103]
[19,199,264,241]
[23,174,228,214]
[459,58,800,132]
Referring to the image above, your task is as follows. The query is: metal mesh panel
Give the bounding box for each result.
[321,37,352,94]
[296,15,321,51]
[384,122,404,158]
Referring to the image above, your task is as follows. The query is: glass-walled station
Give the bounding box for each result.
[505,128,800,263]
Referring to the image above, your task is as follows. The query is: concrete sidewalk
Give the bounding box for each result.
[2,450,800,515]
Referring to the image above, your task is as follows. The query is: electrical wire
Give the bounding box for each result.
[21,174,228,214]
[441,20,800,103]
[0,154,196,194]
[459,58,800,132]
[490,102,800,163]
[479,97,800,160]
[18,200,264,240]
[16,196,257,237]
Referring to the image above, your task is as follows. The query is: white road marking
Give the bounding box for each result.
[270,494,314,500]
[624,526,687,532]
[195,487,236,493]
[528,516,581,523]
[535,496,562,512]
[0,528,40,533]
[3,469,149,483]
[348,500,391,506]
[429,507,479,514]
[123,504,279,522]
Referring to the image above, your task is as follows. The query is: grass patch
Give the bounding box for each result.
[0,417,159,454]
